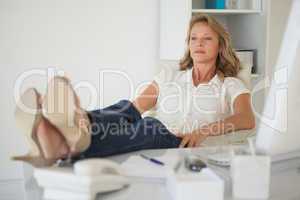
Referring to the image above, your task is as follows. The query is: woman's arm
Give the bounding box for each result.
[132,81,159,115]
[177,93,256,147]
[203,93,256,135]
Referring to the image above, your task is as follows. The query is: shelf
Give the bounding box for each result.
[251,73,260,78]
[192,9,261,15]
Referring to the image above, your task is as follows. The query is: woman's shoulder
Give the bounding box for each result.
[223,76,245,85]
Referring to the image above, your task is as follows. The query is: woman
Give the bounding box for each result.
[13,14,255,167]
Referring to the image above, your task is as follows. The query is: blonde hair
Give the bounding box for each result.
[179,14,241,77]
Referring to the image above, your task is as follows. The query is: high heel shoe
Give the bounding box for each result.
[12,88,57,167]
[42,76,91,154]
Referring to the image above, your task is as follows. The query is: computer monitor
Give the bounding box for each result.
[255,0,300,161]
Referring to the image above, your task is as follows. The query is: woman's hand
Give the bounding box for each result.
[176,131,208,148]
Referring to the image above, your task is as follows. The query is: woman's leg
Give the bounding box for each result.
[36,98,181,160]
[88,99,142,127]
[35,99,141,159]
[78,99,182,159]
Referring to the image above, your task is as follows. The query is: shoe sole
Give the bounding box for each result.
[14,88,43,157]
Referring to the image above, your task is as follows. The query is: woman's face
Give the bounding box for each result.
[189,22,219,65]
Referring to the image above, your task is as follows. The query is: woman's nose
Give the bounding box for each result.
[196,39,205,47]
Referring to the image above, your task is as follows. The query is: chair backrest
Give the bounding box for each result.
[237,63,252,90]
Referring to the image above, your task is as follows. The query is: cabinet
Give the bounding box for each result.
[160,0,267,77]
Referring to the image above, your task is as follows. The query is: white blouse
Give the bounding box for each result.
[153,65,250,134]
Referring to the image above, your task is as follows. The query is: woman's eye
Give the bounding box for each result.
[191,37,197,40]
[204,37,212,40]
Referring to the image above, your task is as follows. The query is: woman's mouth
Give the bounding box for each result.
[194,50,206,54]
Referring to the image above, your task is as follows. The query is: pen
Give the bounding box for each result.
[140,154,165,166]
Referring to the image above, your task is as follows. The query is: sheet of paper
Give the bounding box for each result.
[121,154,180,179]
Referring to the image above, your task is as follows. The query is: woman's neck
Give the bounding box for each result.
[192,63,216,86]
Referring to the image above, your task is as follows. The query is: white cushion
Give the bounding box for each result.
[237,63,252,90]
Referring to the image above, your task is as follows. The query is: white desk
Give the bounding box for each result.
[25,148,300,200]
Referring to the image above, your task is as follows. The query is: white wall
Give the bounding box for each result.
[0,0,160,198]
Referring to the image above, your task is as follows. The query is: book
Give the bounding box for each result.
[205,0,226,9]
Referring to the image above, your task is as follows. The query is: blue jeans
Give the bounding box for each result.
[79,99,182,159]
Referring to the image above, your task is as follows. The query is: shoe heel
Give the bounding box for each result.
[11,155,56,167]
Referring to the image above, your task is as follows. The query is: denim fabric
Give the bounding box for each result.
[79,99,182,158]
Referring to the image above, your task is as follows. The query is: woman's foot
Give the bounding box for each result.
[36,117,70,159]
[42,76,91,153]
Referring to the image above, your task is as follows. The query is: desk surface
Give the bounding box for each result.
[25,148,300,200]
